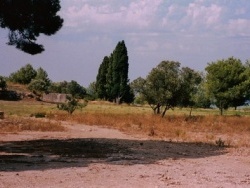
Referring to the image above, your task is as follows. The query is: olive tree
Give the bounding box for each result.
[205,57,250,115]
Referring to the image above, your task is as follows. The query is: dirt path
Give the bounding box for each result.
[0,122,250,188]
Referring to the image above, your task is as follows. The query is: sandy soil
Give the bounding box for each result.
[0,122,250,188]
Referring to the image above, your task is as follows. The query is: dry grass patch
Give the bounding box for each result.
[51,112,250,147]
[0,117,65,132]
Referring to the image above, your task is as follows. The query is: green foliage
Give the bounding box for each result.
[205,57,250,115]
[145,61,182,116]
[95,40,134,103]
[28,67,51,95]
[67,80,86,99]
[28,79,48,95]
[35,67,51,85]
[48,80,86,99]
[9,64,37,84]
[122,85,134,104]
[86,82,98,100]
[131,61,203,117]
[57,95,87,114]
[48,81,67,93]
[111,40,130,103]
[0,76,7,90]
[192,79,211,108]
[0,0,63,55]
[179,67,202,108]
[96,56,109,99]
[9,65,51,96]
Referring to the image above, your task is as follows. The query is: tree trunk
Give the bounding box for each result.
[115,96,122,104]
[153,103,161,114]
[189,107,193,117]
[220,107,223,116]
[161,105,169,118]
[219,101,224,115]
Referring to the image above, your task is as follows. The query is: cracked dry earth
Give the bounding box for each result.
[0,122,250,188]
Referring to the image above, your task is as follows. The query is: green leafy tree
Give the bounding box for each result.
[9,64,37,84]
[205,57,250,115]
[179,67,202,115]
[130,77,147,105]
[35,67,51,85]
[86,82,98,100]
[48,80,86,99]
[146,61,182,117]
[57,95,87,114]
[66,80,86,99]
[0,0,63,55]
[48,82,63,93]
[48,81,68,94]
[28,79,48,95]
[192,78,211,109]
[131,61,182,117]
[28,67,51,95]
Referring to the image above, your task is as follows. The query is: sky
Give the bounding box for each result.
[1,0,250,87]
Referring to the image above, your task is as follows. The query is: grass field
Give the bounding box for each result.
[0,99,250,147]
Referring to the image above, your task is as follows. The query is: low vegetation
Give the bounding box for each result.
[51,110,250,147]
[0,99,250,147]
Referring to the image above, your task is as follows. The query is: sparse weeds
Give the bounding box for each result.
[148,126,156,136]
[30,112,46,118]
[215,138,225,147]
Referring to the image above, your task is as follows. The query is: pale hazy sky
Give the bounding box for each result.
[1,0,250,87]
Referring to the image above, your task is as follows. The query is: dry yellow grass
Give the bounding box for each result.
[1,99,249,147]
[0,117,65,132]
[50,112,250,147]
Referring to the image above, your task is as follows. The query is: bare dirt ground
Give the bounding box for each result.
[0,121,250,188]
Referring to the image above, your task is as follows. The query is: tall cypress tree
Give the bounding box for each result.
[96,40,133,103]
[111,40,129,103]
[106,53,113,100]
[96,56,109,99]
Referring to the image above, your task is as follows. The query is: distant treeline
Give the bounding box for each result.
[1,41,250,116]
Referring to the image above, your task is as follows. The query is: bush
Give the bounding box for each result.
[30,112,46,118]
[0,76,7,90]
[57,96,87,114]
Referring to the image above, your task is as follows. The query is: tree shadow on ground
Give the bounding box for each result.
[0,138,227,172]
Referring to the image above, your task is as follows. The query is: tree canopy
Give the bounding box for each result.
[48,80,86,99]
[131,61,203,117]
[0,0,63,55]
[9,64,37,84]
[178,67,202,108]
[145,61,182,116]
[28,67,51,95]
[205,57,250,115]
